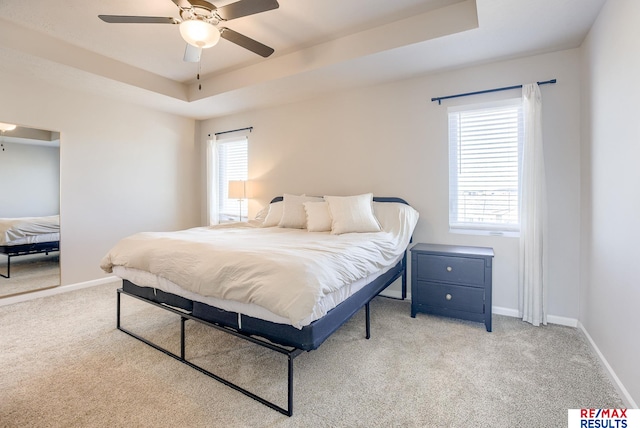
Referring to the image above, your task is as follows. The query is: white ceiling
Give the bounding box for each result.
[0,0,606,119]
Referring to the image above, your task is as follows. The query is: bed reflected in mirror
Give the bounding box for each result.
[0,123,60,297]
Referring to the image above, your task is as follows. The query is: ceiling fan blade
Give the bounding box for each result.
[98,15,178,24]
[216,0,279,21]
[173,0,217,12]
[171,0,193,9]
[220,27,274,57]
[184,44,202,62]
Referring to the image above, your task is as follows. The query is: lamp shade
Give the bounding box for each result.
[228,180,246,199]
[0,122,17,132]
[179,19,220,48]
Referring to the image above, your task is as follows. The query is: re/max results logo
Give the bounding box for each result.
[568,409,640,428]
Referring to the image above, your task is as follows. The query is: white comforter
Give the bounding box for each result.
[0,215,60,246]
[101,203,418,328]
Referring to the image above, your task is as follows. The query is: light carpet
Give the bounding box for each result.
[0,253,60,297]
[0,281,624,427]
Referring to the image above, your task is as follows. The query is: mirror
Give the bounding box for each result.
[0,123,60,297]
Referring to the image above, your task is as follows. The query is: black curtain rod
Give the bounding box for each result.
[209,126,253,137]
[431,79,557,105]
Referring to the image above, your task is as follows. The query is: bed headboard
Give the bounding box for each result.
[269,196,410,205]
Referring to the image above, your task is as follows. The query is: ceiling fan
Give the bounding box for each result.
[99,0,279,62]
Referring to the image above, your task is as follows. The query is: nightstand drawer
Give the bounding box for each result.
[416,254,485,286]
[416,281,485,314]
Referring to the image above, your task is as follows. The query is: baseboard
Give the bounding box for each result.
[546,314,578,327]
[379,288,404,300]
[491,306,578,327]
[407,299,579,327]
[0,276,120,307]
[492,306,519,318]
[578,322,637,408]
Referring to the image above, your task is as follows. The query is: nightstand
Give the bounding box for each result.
[410,243,494,332]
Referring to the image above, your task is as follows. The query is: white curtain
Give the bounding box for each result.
[519,83,548,326]
[206,136,220,226]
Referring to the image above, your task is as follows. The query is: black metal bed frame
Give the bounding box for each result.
[0,241,60,278]
[117,252,407,417]
[117,288,308,416]
[114,196,411,416]
[117,286,382,416]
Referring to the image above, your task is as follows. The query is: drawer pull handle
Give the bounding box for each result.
[446,266,453,272]
[445,293,452,301]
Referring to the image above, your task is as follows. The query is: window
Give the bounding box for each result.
[448,99,523,234]
[208,135,248,224]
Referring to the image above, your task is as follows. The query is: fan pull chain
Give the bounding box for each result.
[198,59,202,91]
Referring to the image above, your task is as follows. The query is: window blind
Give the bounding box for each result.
[448,99,523,233]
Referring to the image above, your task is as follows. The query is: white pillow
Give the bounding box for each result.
[373,201,419,233]
[254,205,270,223]
[262,201,284,227]
[303,201,332,232]
[324,193,381,235]
[279,194,324,229]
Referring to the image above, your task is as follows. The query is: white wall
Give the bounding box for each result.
[0,73,200,285]
[0,142,59,217]
[200,49,582,321]
[581,0,640,407]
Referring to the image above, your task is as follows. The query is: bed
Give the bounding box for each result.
[0,215,60,278]
[101,195,418,416]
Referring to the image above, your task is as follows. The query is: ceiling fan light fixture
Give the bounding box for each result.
[179,19,220,48]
